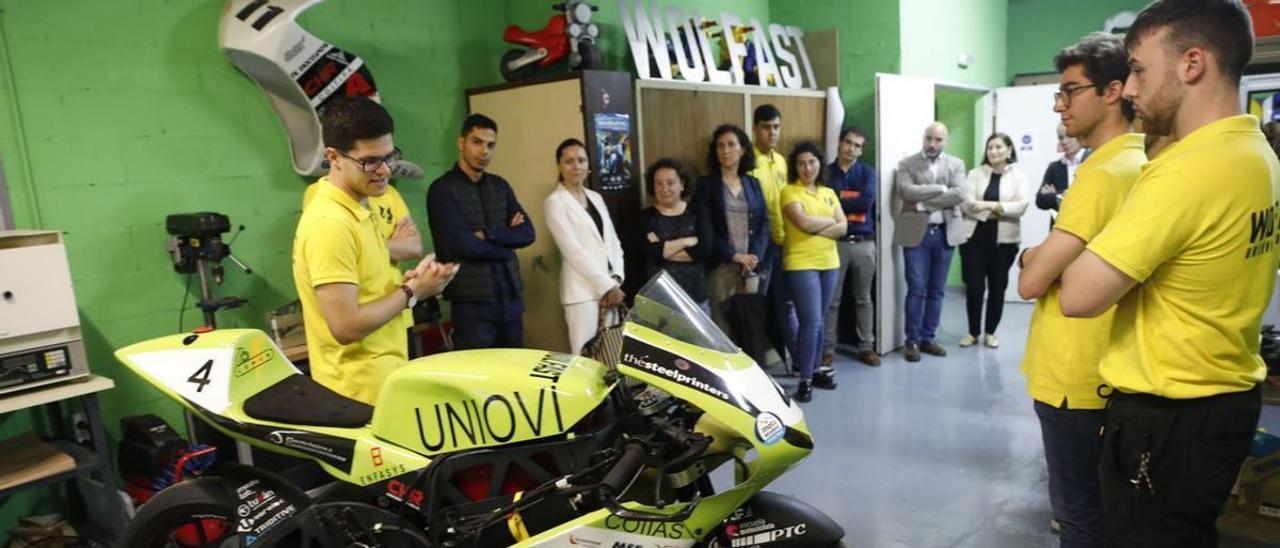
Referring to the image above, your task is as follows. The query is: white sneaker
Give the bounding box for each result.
[959,334,977,347]
[984,334,999,348]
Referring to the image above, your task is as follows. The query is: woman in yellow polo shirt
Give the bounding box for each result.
[780,141,846,402]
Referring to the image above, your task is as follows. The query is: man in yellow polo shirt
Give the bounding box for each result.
[293,96,457,404]
[1016,32,1142,547]
[303,178,422,263]
[752,104,800,376]
[1059,2,1279,544]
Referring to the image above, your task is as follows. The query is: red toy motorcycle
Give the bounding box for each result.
[500,1,600,81]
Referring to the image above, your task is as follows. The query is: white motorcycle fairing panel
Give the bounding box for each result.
[218,0,421,178]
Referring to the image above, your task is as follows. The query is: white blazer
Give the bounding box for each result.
[543,184,626,306]
[960,164,1030,244]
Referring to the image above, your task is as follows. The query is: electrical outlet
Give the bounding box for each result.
[71,412,91,444]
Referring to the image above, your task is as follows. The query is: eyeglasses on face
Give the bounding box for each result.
[337,147,402,173]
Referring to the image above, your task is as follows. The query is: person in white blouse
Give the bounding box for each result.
[959,132,1029,348]
[543,138,626,355]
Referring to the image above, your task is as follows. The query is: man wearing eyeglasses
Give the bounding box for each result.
[427,113,536,350]
[293,96,459,405]
[1017,32,1143,548]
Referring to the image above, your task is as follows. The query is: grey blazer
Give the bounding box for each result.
[892,152,969,248]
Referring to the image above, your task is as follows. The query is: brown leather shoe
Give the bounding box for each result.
[920,341,947,357]
[858,350,881,367]
[904,343,921,362]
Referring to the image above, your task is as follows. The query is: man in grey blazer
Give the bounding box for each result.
[894,122,968,361]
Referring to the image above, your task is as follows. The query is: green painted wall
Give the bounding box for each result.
[1007,0,1149,79]
[771,0,901,169]
[0,0,506,536]
[935,88,985,286]
[900,0,1008,88]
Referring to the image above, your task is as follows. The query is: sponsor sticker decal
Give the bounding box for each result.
[754,412,784,446]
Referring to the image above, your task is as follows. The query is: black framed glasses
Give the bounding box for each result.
[1053,83,1097,108]
[337,147,402,173]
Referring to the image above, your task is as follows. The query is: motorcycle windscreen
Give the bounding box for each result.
[618,272,807,447]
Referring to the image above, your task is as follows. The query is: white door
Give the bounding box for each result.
[991,84,1059,302]
[874,74,936,355]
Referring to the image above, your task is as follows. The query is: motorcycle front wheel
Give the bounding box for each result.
[576,41,601,71]
[122,477,237,548]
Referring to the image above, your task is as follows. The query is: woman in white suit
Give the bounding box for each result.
[543,138,626,355]
[958,132,1029,348]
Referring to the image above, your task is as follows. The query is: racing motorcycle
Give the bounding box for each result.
[115,272,844,547]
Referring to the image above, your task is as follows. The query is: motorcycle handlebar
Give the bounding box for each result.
[600,442,647,495]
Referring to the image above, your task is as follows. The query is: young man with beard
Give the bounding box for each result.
[293,96,458,404]
[1017,32,1144,548]
[1059,1,1280,544]
[427,114,536,350]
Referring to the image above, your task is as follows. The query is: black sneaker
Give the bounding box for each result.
[795,380,813,402]
[905,343,921,362]
[920,341,947,357]
[813,368,838,389]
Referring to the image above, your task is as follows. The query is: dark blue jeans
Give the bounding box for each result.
[787,268,838,381]
[902,225,953,344]
[452,302,524,350]
[1034,400,1105,548]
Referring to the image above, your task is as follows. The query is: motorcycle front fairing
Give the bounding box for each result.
[515,272,822,546]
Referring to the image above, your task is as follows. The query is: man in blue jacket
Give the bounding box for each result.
[824,127,880,367]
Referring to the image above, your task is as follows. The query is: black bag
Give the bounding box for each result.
[721,291,770,367]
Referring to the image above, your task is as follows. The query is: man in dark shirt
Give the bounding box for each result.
[1036,123,1086,224]
[824,126,880,367]
[426,114,535,349]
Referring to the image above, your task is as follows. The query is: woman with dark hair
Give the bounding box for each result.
[779,141,844,402]
[959,132,1028,349]
[641,158,713,315]
[543,138,626,355]
[694,124,769,330]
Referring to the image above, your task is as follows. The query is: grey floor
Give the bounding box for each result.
[759,293,1280,548]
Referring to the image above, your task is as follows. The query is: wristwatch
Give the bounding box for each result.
[400,284,417,309]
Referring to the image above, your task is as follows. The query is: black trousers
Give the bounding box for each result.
[959,239,1018,336]
[1100,386,1261,547]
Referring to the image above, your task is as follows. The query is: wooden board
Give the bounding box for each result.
[0,434,75,491]
[638,88,746,184]
[469,79,585,353]
[804,29,839,91]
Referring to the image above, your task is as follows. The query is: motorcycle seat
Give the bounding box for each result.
[243,374,372,428]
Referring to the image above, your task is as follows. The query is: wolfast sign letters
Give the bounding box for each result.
[619,0,818,89]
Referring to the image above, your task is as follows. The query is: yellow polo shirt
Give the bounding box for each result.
[1087,116,1280,399]
[293,182,409,404]
[780,183,840,271]
[1021,133,1145,409]
[303,178,411,243]
[752,147,788,245]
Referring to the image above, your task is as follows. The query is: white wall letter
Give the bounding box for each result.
[619,0,671,80]
[697,10,732,85]
[788,26,817,90]
[720,12,747,86]
[749,19,780,88]
[665,5,705,83]
[768,23,801,89]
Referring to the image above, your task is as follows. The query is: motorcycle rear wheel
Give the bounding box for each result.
[122,477,237,548]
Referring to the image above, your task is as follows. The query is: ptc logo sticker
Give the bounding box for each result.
[754,412,784,445]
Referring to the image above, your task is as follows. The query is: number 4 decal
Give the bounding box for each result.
[188,360,214,393]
